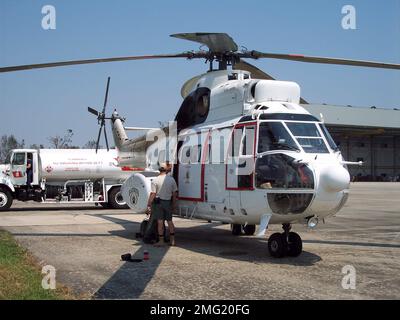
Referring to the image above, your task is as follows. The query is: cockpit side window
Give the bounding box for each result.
[258,122,299,153]
[319,124,339,151]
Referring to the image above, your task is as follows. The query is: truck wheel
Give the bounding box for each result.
[108,187,128,209]
[0,188,13,211]
[100,202,110,209]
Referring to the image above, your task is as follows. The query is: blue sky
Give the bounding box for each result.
[0,0,399,147]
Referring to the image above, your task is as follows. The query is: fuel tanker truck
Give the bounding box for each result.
[0,148,143,211]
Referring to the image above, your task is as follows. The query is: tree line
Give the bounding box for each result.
[0,129,106,163]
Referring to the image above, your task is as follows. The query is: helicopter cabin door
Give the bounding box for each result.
[177,131,209,201]
[226,123,256,190]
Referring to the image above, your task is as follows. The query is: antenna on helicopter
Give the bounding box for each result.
[87,77,111,153]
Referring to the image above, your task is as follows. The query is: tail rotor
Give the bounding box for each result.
[88,77,111,153]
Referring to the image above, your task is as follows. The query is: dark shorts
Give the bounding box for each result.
[152,200,173,221]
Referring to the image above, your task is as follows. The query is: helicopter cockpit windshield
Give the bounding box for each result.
[257,120,337,154]
[255,120,321,214]
[255,120,323,191]
[257,122,300,153]
[285,122,328,153]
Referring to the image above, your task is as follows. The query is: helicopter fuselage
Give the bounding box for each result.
[138,69,350,228]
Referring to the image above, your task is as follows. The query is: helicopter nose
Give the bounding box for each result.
[319,165,350,192]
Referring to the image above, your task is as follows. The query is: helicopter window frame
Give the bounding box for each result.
[229,126,244,158]
[257,120,301,154]
[178,131,208,165]
[318,123,339,152]
[240,125,256,156]
[226,122,257,190]
[283,121,331,154]
[285,122,322,138]
[208,126,232,165]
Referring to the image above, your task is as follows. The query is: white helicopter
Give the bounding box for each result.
[2,33,399,257]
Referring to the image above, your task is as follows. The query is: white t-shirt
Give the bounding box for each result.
[151,174,178,200]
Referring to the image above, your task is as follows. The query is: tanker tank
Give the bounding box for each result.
[38,149,141,182]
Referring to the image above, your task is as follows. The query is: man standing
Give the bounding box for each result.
[147,163,178,246]
[26,154,33,188]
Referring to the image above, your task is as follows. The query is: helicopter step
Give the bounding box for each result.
[267,223,303,258]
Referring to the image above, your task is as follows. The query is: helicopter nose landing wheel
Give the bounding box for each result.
[286,231,302,257]
[267,233,286,258]
[267,224,303,258]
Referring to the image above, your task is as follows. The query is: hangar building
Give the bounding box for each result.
[304,104,400,182]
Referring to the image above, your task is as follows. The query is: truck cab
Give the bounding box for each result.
[0,149,42,210]
[7,149,39,186]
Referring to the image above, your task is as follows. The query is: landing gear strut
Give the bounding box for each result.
[267,223,303,258]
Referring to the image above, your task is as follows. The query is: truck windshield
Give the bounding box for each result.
[258,122,299,153]
[12,153,26,165]
[285,122,329,153]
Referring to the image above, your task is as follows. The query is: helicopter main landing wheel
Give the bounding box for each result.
[243,224,256,235]
[231,224,242,236]
[267,224,303,258]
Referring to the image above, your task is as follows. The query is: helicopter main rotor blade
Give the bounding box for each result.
[171,33,238,52]
[88,107,100,116]
[249,51,400,70]
[103,123,109,152]
[95,124,102,154]
[235,60,309,104]
[102,77,111,114]
[0,53,192,73]
[234,60,275,80]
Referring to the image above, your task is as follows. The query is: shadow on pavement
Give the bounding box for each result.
[90,215,322,299]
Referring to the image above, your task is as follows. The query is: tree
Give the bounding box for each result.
[47,129,75,149]
[83,140,100,149]
[30,144,44,150]
[0,135,25,163]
